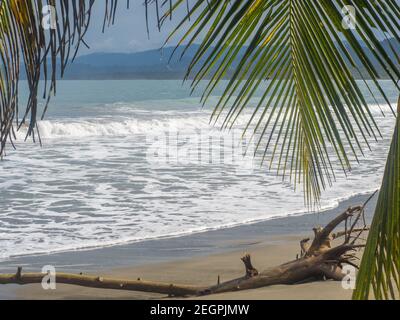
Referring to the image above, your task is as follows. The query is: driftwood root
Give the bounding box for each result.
[0,192,376,297]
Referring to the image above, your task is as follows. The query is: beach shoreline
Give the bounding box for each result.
[0,192,377,300]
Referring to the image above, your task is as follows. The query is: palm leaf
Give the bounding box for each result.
[353,98,400,300]
[1,0,399,300]
[0,0,128,157]
[165,0,400,203]
[164,0,400,299]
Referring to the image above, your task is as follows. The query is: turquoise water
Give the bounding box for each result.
[0,80,397,260]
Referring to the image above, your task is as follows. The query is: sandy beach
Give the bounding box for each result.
[0,193,376,300]
[0,0,398,304]
[11,235,353,300]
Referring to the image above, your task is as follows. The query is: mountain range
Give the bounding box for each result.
[41,39,399,80]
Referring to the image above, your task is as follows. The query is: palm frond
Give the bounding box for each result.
[1,0,399,301]
[0,0,128,157]
[165,0,400,203]
[353,98,400,300]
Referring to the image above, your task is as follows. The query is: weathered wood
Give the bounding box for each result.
[241,254,259,278]
[300,238,310,257]
[0,198,373,297]
[332,228,369,239]
[0,271,204,296]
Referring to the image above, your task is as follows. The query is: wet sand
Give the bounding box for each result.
[0,193,376,300]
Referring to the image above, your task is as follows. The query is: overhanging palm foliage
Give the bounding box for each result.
[0,0,399,299]
[165,0,400,299]
[166,0,400,202]
[0,0,123,156]
[353,99,400,300]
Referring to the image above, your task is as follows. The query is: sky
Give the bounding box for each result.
[76,1,391,56]
[79,1,191,55]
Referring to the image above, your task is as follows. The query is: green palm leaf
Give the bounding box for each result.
[353,100,400,300]
[165,0,399,203]
[0,0,124,157]
[1,0,399,300]
[165,0,400,299]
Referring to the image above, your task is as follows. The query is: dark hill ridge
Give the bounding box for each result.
[25,39,399,80]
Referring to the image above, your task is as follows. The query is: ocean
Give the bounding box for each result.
[0,80,397,261]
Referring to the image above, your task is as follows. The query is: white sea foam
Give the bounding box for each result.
[16,113,214,140]
[16,102,393,140]
[0,90,397,261]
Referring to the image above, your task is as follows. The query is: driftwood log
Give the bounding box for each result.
[0,193,375,297]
